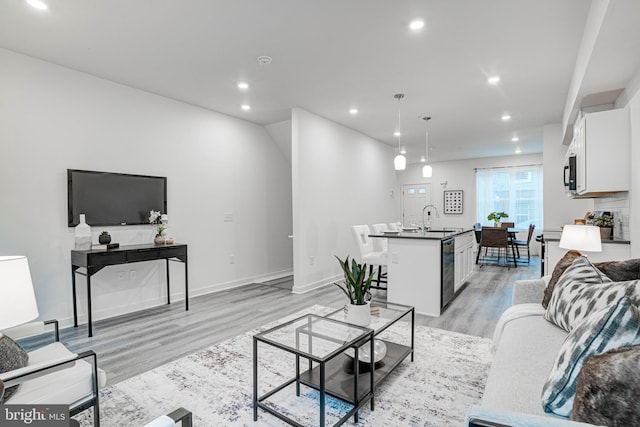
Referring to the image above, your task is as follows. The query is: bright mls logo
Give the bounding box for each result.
[1,405,69,426]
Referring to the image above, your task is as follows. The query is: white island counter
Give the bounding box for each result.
[370,229,474,316]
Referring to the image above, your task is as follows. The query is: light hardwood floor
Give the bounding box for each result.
[22,258,540,385]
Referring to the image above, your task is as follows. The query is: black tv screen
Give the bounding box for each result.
[67,169,167,227]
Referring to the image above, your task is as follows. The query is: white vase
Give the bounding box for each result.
[345,303,370,326]
[74,214,92,250]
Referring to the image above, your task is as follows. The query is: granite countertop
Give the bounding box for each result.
[370,228,473,241]
[542,230,630,244]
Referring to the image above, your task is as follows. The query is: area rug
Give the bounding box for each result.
[76,305,493,426]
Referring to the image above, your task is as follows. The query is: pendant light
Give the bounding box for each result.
[422,116,433,178]
[393,93,406,170]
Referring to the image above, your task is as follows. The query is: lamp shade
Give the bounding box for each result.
[0,256,39,330]
[558,225,602,253]
[394,154,406,170]
[422,164,433,178]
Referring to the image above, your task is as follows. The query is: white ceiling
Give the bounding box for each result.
[2,0,633,163]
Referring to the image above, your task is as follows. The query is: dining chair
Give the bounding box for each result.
[350,225,387,290]
[479,227,517,268]
[514,224,536,264]
[500,222,516,245]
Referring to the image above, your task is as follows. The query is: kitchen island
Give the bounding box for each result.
[369,229,474,316]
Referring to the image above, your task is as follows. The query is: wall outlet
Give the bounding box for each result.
[391,253,399,264]
[229,254,235,264]
[309,256,314,265]
[129,270,136,280]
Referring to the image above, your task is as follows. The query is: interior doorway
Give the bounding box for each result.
[401,183,432,227]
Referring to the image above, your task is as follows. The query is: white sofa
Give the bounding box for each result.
[465,278,598,426]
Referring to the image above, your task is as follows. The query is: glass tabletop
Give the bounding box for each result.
[325,300,413,335]
[255,314,372,361]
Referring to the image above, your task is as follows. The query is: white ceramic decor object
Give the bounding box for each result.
[74,214,92,250]
[344,339,388,363]
[345,303,370,326]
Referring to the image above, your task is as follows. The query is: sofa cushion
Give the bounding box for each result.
[571,344,640,425]
[542,250,582,308]
[541,297,640,418]
[544,256,613,332]
[483,308,567,416]
[594,258,640,282]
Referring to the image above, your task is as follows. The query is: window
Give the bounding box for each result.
[476,165,543,230]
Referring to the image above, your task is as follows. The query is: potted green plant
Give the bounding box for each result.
[487,211,509,227]
[98,231,111,244]
[334,255,376,326]
[592,214,614,240]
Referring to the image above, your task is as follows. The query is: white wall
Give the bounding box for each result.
[0,48,293,326]
[291,108,398,293]
[542,123,593,231]
[397,154,543,229]
[627,78,640,257]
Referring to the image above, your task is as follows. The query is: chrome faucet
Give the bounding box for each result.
[422,204,440,231]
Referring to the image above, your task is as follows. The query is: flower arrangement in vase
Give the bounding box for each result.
[149,210,166,244]
[592,214,614,240]
[487,211,509,227]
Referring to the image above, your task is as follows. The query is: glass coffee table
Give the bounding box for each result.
[253,314,375,426]
[253,301,414,426]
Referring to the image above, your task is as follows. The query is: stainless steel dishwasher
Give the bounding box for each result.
[441,237,455,309]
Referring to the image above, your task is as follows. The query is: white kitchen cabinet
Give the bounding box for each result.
[454,232,474,292]
[572,108,629,196]
[545,240,630,275]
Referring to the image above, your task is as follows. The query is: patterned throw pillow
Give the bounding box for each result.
[542,250,582,308]
[544,256,617,332]
[0,334,29,402]
[541,297,640,417]
[571,344,640,424]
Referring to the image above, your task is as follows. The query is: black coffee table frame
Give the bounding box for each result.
[253,314,374,427]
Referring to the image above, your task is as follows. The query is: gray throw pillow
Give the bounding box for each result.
[542,250,582,308]
[571,344,640,424]
[541,297,640,417]
[544,256,614,332]
[0,333,29,402]
[594,258,640,282]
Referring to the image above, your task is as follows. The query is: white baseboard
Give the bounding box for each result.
[291,273,342,294]
[61,268,295,329]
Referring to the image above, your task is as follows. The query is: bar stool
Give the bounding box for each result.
[371,223,390,252]
[350,225,387,290]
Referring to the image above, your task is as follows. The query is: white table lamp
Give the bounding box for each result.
[0,256,39,330]
[558,225,602,253]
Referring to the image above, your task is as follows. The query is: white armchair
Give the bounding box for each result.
[0,256,105,426]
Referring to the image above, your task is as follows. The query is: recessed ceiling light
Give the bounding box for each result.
[349,108,358,115]
[488,76,500,85]
[394,131,401,137]
[241,104,251,111]
[511,136,519,142]
[515,147,522,154]
[409,20,425,30]
[400,147,407,154]
[501,114,511,121]
[237,82,249,90]
[26,0,48,10]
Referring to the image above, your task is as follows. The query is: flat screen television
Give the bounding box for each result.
[67,169,167,227]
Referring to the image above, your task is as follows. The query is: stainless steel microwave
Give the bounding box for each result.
[564,155,576,192]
